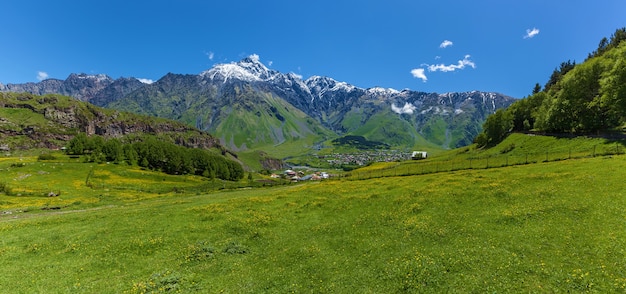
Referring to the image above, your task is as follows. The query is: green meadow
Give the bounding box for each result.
[1,137,625,293]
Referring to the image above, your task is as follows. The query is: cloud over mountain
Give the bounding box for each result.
[37,71,49,81]
[391,102,417,114]
[410,68,428,82]
[427,55,476,72]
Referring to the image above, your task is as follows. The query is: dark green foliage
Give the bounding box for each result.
[331,135,390,150]
[132,137,243,180]
[588,27,626,59]
[476,27,626,146]
[102,138,123,163]
[478,109,513,147]
[544,60,576,93]
[37,153,56,161]
[67,133,88,155]
[223,242,249,255]
[185,241,215,262]
[66,134,243,181]
[0,182,12,195]
[123,144,138,165]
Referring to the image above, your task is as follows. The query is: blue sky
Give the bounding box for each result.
[1,0,625,98]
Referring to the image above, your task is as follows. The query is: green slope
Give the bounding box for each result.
[0,92,224,151]
[214,91,332,152]
[477,28,626,146]
[0,152,625,292]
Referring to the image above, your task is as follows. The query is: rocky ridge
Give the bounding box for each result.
[1,55,516,150]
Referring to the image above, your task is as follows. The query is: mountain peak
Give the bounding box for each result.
[305,75,357,94]
[67,73,113,83]
[201,54,279,83]
[239,54,262,65]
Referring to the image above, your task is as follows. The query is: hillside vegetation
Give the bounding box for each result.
[0,140,624,292]
[477,28,626,147]
[0,92,223,151]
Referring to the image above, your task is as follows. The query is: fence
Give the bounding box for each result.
[346,143,624,180]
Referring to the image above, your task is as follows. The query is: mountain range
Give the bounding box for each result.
[1,55,515,154]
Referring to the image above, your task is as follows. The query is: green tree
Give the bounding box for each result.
[481,109,513,146]
[67,133,87,155]
[598,50,626,126]
[123,144,138,165]
[544,60,576,93]
[103,138,124,163]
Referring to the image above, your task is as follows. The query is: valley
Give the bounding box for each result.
[1,22,625,293]
[0,135,625,292]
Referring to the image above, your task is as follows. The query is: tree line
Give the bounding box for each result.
[66,133,244,181]
[476,28,626,147]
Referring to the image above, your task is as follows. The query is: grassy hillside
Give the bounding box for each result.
[0,92,224,151]
[1,140,625,292]
[476,28,626,147]
[349,133,625,179]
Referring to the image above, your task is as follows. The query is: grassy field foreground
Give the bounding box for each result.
[0,155,625,292]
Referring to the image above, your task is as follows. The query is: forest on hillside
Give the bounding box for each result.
[476,28,626,147]
[67,134,244,181]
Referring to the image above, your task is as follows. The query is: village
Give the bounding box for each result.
[270,150,428,181]
[322,150,417,166]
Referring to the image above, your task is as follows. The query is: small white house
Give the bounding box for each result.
[411,151,428,160]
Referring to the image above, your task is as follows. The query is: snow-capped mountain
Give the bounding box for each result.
[0,55,516,150]
[200,54,281,83]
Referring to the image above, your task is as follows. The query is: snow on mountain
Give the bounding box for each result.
[366,87,400,96]
[71,73,111,82]
[201,54,280,83]
[305,76,357,93]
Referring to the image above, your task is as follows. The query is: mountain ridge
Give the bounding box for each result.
[1,56,516,153]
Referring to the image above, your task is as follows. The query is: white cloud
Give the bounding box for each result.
[207,51,214,60]
[37,71,49,81]
[138,78,155,84]
[249,54,260,62]
[524,28,540,39]
[268,61,273,66]
[391,102,417,115]
[410,68,428,82]
[439,40,453,48]
[427,55,476,72]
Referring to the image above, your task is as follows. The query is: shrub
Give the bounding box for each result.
[185,241,215,262]
[223,242,249,254]
[500,143,516,154]
[38,153,56,161]
[0,182,12,195]
[129,270,184,293]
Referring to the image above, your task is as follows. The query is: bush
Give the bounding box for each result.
[0,182,12,195]
[500,144,516,154]
[223,242,249,254]
[38,153,56,161]
[185,241,215,262]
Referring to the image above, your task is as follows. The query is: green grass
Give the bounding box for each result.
[0,144,625,292]
[349,133,626,179]
[0,153,263,212]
